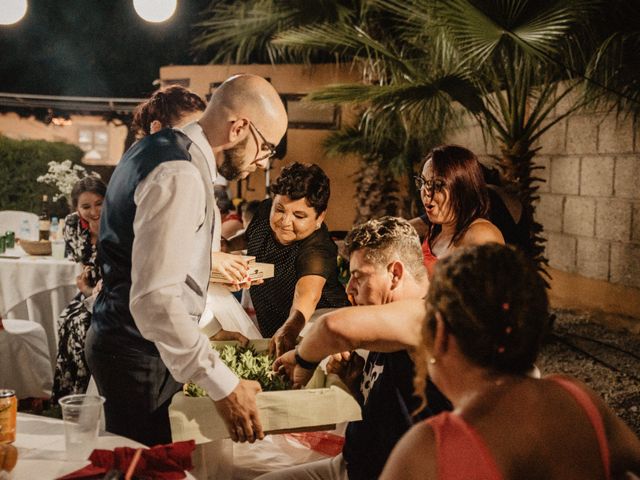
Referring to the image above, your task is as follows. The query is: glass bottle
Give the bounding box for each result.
[38,194,51,241]
[49,216,59,241]
[19,219,31,240]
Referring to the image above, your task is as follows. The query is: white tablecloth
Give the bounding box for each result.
[12,413,147,479]
[0,247,81,372]
[13,413,196,480]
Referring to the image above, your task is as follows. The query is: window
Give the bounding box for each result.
[283,94,340,130]
[78,126,109,164]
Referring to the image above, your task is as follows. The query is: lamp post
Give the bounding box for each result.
[0,0,27,25]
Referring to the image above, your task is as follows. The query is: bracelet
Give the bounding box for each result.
[294,346,319,371]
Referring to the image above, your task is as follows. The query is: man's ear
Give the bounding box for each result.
[433,311,449,356]
[149,120,163,134]
[228,118,250,143]
[388,261,404,290]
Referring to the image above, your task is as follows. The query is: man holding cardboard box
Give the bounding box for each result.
[87,75,287,446]
[269,217,451,480]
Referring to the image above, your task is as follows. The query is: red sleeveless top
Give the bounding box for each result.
[421,238,438,277]
[426,376,611,480]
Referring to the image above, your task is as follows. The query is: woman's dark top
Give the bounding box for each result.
[247,199,350,338]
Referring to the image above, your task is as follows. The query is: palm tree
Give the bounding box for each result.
[193,0,640,266]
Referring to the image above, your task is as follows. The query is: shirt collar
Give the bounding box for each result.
[179,121,218,182]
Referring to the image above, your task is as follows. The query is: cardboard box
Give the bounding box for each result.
[210,256,274,283]
[169,340,362,444]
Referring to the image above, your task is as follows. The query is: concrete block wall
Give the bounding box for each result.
[447,111,640,290]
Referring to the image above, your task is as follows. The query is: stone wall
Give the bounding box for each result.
[447,110,640,291]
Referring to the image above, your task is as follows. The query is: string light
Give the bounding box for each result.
[0,0,28,26]
[133,0,177,23]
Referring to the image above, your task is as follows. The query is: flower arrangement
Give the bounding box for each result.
[36,160,100,204]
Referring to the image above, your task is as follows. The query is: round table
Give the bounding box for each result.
[12,413,195,479]
[13,413,145,479]
[0,247,81,372]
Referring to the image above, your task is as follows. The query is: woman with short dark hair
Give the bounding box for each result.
[225,162,350,355]
[381,244,640,479]
[409,145,504,276]
[53,175,107,400]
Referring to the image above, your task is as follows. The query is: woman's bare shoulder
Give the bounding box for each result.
[460,219,505,246]
[380,420,438,479]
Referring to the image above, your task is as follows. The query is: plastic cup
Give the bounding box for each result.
[58,394,105,460]
[51,239,65,260]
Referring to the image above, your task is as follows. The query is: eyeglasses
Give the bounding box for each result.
[414,175,446,193]
[249,120,278,162]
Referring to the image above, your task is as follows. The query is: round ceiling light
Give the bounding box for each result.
[0,0,28,26]
[133,0,177,23]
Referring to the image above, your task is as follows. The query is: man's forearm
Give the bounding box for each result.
[296,300,426,362]
[296,314,357,363]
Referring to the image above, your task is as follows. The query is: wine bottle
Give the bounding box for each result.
[38,194,51,241]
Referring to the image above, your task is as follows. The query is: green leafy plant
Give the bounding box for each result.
[184,344,291,397]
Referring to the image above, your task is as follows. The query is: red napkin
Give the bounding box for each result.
[56,440,196,480]
[286,432,345,457]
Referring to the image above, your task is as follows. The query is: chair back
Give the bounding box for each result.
[0,210,39,241]
[0,319,53,399]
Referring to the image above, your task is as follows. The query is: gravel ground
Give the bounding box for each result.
[538,309,640,436]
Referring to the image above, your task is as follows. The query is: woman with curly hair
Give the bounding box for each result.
[225,162,350,355]
[381,244,640,479]
[409,145,504,276]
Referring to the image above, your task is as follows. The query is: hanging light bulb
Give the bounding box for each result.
[0,0,28,26]
[133,0,177,23]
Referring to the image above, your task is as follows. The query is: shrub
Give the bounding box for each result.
[0,135,85,217]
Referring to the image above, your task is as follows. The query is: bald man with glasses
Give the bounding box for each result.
[88,74,288,446]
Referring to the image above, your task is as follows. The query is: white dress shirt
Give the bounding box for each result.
[128,122,239,401]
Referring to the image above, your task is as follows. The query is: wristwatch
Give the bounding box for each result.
[294,346,319,370]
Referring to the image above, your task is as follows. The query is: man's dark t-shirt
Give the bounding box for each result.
[343,350,452,479]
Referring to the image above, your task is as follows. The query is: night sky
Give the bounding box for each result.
[0,0,212,98]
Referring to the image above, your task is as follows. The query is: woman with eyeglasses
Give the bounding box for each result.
[409,145,504,276]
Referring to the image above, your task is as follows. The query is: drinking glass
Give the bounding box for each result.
[58,394,105,460]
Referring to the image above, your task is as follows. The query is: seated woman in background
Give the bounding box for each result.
[381,244,640,479]
[225,162,350,356]
[53,176,107,401]
[409,145,503,276]
[130,84,206,139]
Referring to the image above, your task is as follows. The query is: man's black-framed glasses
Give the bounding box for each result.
[249,120,278,162]
[414,175,446,193]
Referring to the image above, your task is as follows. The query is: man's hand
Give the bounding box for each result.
[326,351,365,395]
[269,313,305,358]
[211,252,249,284]
[214,379,264,443]
[273,350,315,388]
[210,329,250,347]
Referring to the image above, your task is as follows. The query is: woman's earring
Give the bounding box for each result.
[316,223,320,229]
[428,357,437,365]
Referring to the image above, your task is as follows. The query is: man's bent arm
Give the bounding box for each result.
[130,162,238,400]
[297,299,426,363]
